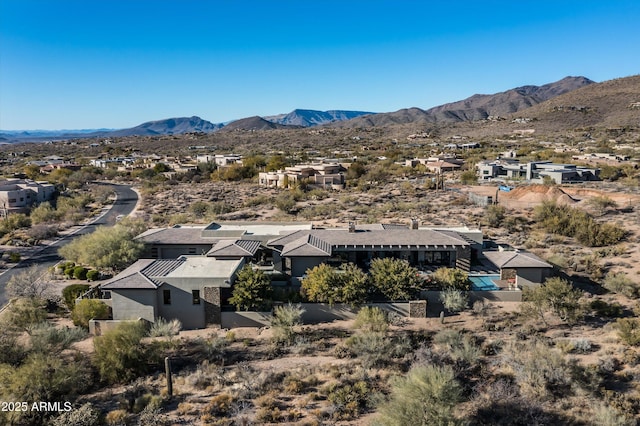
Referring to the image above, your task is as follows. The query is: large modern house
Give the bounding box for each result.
[476,159,600,184]
[93,221,553,330]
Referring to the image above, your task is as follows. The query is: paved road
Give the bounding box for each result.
[0,184,138,307]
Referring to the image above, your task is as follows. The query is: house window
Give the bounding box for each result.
[151,248,158,258]
[192,290,201,305]
[163,290,171,305]
[188,247,197,254]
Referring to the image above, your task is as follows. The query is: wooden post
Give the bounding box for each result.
[165,357,173,397]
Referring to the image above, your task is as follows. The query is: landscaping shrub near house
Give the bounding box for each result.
[72,298,110,329]
[62,284,90,310]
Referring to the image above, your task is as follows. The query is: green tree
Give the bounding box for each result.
[522,277,583,325]
[93,321,148,384]
[271,303,304,345]
[266,155,289,171]
[369,258,421,300]
[431,267,470,291]
[30,201,61,224]
[59,221,146,272]
[374,365,464,426]
[346,161,367,180]
[460,170,477,185]
[485,204,506,227]
[301,263,368,306]
[62,284,90,310]
[228,265,272,311]
[72,299,110,329]
[2,297,47,332]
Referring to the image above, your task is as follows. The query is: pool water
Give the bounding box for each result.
[469,275,500,291]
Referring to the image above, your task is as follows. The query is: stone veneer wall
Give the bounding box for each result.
[203,287,221,327]
[409,300,427,318]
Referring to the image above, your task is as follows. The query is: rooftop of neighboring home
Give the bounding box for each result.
[135,221,314,245]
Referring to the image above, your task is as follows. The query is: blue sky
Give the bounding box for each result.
[1,0,639,130]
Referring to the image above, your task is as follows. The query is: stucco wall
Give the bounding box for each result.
[298,303,410,324]
[221,311,272,328]
[291,256,329,278]
[111,289,157,323]
[156,284,206,329]
[516,268,551,289]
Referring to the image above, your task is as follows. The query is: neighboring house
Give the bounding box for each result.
[100,256,245,329]
[258,162,346,189]
[196,154,242,166]
[0,179,56,213]
[477,160,600,184]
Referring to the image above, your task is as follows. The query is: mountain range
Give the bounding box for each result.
[0,76,603,142]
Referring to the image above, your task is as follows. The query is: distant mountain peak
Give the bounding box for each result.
[264,109,374,127]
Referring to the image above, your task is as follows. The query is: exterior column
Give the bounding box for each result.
[203,287,221,327]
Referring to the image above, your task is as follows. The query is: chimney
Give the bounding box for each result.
[410,218,419,230]
[348,222,356,233]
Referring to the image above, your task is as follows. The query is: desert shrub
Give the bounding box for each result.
[271,303,304,345]
[29,322,87,354]
[592,403,634,426]
[105,409,128,426]
[6,265,50,299]
[3,297,47,332]
[149,317,182,338]
[73,266,88,280]
[590,299,624,317]
[62,284,90,310]
[30,202,61,224]
[485,204,506,227]
[615,318,640,346]
[93,321,149,384]
[138,404,167,426]
[433,329,481,365]
[275,192,297,213]
[521,277,583,325]
[327,380,371,420]
[344,332,393,368]
[205,393,234,416]
[603,272,639,298]
[534,201,625,247]
[439,288,469,313]
[431,267,470,291]
[0,330,26,365]
[72,298,110,329]
[374,365,463,426]
[353,306,389,332]
[502,340,572,401]
[50,403,100,426]
[86,269,100,281]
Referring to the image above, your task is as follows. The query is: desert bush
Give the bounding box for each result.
[29,322,87,354]
[590,299,624,317]
[86,269,100,281]
[302,262,368,306]
[0,329,26,365]
[440,288,469,313]
[502,340,572,401]
[50,402,100,426]
[62,284,90,310]
[3,297,47,332]
[344,332,393,368]
[374,364,463,426]
[521,277,584,325]
[433,329,481,365]
[615,318,640,346]
[326,380,371,420]
[6,265,50,299]
[205,393,234,416]
[431,267,470,291]
[353,306,389,332]
[592,403,635,426]
[149,317,182,338]
[271,303,304,345]
[603,272,639,298]
[485,204,506,227]
[72,298,110,329]
[73,266,88,280]
[138,404,167,426]
[93,321,149,383]
[105,409,128,426]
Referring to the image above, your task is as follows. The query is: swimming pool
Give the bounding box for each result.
[469,275,500,291]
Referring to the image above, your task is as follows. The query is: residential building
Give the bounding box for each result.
[476,160,600,183]
[0,179,56,213]
[258,162,346,189]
